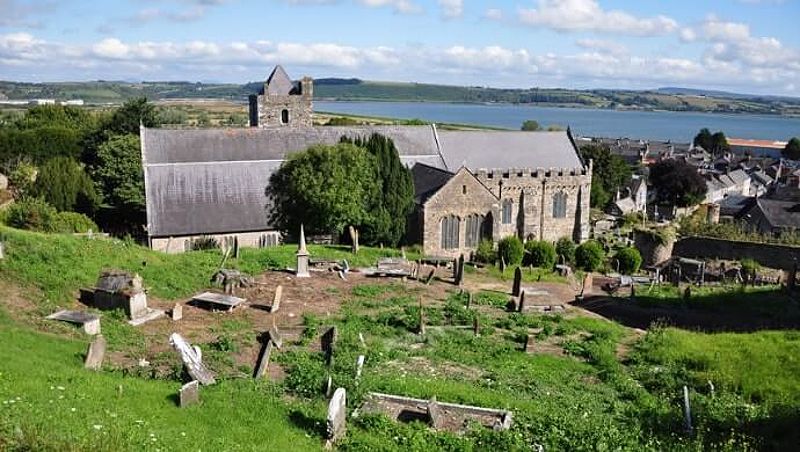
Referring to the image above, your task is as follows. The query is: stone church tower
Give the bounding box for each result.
[249,65,313,128]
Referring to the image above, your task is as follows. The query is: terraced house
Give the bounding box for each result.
[141,66,592,256]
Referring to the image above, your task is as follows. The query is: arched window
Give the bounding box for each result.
[465,214,485,248]
[552,191,568,218]
[502,199,513,224]
[281,109,289,124]
[440,215,460,250]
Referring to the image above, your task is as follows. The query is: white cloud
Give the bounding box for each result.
[575,38,627,56]
[518,0,677,36]
[483,8,503,21]
[357,0,421,14]
[438,0,463,19]
[689,16,798,69]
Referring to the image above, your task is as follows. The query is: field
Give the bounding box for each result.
[1,227,799,450]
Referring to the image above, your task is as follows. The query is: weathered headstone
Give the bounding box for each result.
[193,345,203,363]
[512,267,522,296]
[325,375,333,397]
[455,254,465,286]
[180,380,200,408]
[349,226,359,254]
[233,236,240,259]
[500,256,507,273]
[272,285,283,312]
[425,268,436,285]
[523,334,532,352]
[473,315,480,337]
[84,334,106,370]
[427,396,445,429]
[466,291,473,308]
[253,340,274,379]
[268,326,283,349]
[326,388,347,444]
[171,303,183,321]
[682,385,693,433]
[321,326,337,366]
[581,273,593,297]
[169,333,216,385]
[296,224,310,278]
[355,355,365,380]
[517,290,526,313]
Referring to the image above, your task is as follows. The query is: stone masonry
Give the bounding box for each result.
[249,65,313,128]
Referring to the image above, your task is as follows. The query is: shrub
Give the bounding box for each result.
[497,235,524,267]
[31,156,99,215]
[740,258,761,275]
[6,198,58,232]
[474,239,496,263]
[51,211,98,233]
[524,240,556,269]
[615,246,642,274]
[191,236,220,251]
[555,237,576,265]
[576,240,605,271]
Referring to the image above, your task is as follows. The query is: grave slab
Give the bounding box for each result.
[191,292,246,312]
[46,310,101,335]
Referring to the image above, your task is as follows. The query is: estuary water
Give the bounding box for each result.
[315,101,800,143]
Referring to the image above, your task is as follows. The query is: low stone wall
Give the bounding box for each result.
[673,236,800,270]
[151,230,281,254]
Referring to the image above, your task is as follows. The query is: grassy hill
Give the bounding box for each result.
[2,78,799,116]
[1,227,799,450]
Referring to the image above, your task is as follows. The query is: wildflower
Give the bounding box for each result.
[93,425,103,430]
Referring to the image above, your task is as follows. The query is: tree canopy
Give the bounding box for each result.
[649,159,707,207]
[340,133,414,246]
[521,120,540,131]
[579,144,632,208]
[783,137,800,160]
[693,128,730,155]
[31,156,100,215]
[91,134,145,213]
[267,143,380,237]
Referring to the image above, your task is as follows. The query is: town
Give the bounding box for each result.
[1,1,800,450]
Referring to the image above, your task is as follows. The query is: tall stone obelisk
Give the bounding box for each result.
[296,224,310,278]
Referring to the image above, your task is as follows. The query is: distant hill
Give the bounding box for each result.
[1,78,799,116]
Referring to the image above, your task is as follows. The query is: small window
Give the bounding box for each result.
[281,109,289,124]
[502,199,513,224]
[462,185,467,195]
[440,215,460,250]
[552,191,568,218]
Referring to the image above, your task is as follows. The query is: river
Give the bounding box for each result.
[315,101,800,143]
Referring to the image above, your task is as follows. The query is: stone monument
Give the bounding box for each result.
[296,224,310,278]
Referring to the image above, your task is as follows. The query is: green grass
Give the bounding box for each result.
[0,312,320,451]
[0,226,416,306]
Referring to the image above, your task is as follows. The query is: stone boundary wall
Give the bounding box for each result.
[673,236,800,270]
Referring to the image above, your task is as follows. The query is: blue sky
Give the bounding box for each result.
[1,0,799,95]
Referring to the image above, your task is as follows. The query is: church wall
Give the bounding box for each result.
[151,230,281,254]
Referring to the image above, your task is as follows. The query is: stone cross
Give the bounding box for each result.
[512,267,522,296]
[296,224,310,278]
[180,380,200,408]
[171,303,183,321]
[326,388,347,444]
[84,334,106,370]
[272,285,283,312]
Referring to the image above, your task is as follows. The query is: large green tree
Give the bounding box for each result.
[580,144,632,208]
[91,134,146,213]
[340,133,414,246]
[693,128,730,155]
[783,137,800,160]
[267,143,380,237]
[31,156,100,215]
[649,159,707,207]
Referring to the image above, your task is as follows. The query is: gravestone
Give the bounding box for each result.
[326,388,347,443]
[233,236,240,259]
[500,256,507,273]
[523,335,532,352]
[355,355,365,380]
[517,291,526,313]
[512,267,522,296]
[47,310,101,335]
[425,269,436,285]
[253,340,273,379]
[169,333,216,385]
[321,326,337,366]
[171,303,183,321]
[296,224,310,278]
[455,254,465,286]
[473,316,480,337]
[268,326,283,349]
[466,291,473,308]
[272,285,283,312]
[325,375,333,397]
[581,273,593,297]
[84,334,106,370]
[427,396,445,429]
[180,381,200,408]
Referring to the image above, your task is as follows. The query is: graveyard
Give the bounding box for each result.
[0,226,799,450]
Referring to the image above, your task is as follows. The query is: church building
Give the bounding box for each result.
[141,66,592,256]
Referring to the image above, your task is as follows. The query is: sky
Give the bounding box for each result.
[1,0,799,96]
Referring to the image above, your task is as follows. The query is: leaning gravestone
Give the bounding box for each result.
[253,340,273,379]
[512,267,522,296]
[169,333,216,385]
[180,380,200,408]
[84,334,106,370]
[272,285,283,312]
[425,269,436,285]
[268,326,283,349]
[427,396,445,429]
[517,291,526,313]
[321,326,337,366]
[326,388,347,444]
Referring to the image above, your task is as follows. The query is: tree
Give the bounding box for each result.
[580,144,632,208]
[693,128,713,151]
[267,143,380,236]
[575,240,605,272]
[649,159,707,207]
[31,156,99,215]
[783,137,800,160]
[497,236,524,267]
[107,97,159,135]
[92,134,145,212]
[521,120,540,131]
[555,237,576,265]
[340,134,414,246]
[615,247,642,274]
[524,240,556,269]
[693,128,729,155]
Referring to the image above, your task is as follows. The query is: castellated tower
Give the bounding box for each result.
[249,65,313,128]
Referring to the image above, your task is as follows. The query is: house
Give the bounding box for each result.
[704,169,751,203]
[606,176,646,217]
[142,66,592,256]
[744,198,800,235]
[728,138,787,158]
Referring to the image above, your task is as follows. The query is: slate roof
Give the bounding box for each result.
[718,195,755,218]
[750,198,800,229]
[264,65,297,96]
[411,162,453,204]
[142,126,585,237]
